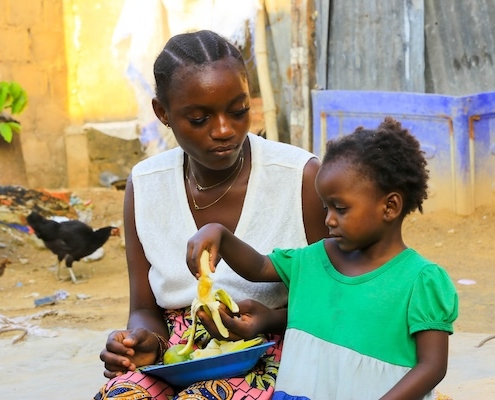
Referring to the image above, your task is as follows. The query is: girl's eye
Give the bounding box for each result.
[335,207,346,214]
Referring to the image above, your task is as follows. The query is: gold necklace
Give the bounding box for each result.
[191,151,243,191]
[186,154,245,210]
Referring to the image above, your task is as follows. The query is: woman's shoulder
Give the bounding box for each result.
[132,146,183,176]
[248,132,317,167]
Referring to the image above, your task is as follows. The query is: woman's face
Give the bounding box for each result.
[157,57,251,171]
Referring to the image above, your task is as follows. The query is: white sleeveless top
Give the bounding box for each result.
[132,133,316,309]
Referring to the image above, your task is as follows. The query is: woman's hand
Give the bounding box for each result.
[99,328,161,378]
[197,299,286,341]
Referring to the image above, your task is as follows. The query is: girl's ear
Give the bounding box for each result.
[383,192,403,221]
[152,97,169,126]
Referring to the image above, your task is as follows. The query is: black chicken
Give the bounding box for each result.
[26,211,120,284]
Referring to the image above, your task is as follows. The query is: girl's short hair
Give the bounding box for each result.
[322,117,429,215]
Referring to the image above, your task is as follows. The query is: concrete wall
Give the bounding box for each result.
[0,0,291,189]
[0,0,139,189]
[0,0,68,188]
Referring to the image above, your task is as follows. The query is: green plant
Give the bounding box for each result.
[0,81,28,143]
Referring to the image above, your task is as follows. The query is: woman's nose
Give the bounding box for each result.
[211,114,235,139]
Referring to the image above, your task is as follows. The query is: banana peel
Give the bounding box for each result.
[178,250,239,356]
[190,337,264,360]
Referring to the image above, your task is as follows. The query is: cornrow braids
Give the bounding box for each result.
[322,116,429,215]
[153,30,248,106]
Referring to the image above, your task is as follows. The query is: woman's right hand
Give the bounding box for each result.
[197,299,287,341]
[99,327,160,378]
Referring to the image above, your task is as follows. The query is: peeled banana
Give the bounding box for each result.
[165,337,265,364]
[190,337,264,360]
[178,250,239,356]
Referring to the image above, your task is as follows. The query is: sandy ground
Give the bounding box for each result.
[1,187,494,399]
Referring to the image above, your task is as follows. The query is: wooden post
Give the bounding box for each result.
[255,0,279,142]
[290,0,315,150]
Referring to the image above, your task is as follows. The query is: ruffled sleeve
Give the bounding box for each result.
[269,247,298,288]
[408,264,459,335]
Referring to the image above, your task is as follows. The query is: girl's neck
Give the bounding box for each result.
[325,236,407,277]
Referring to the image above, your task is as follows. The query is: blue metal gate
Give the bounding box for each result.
[311,90,495,215]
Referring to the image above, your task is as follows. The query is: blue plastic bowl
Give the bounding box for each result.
[142,341,275,387]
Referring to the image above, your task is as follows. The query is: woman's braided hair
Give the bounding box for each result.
[322,116,429,215]
[153,30,248,107]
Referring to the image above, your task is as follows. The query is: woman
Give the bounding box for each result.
[95,29,328,399]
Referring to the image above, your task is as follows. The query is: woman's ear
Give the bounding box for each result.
[383,192,403,221]
[152,97,169,127]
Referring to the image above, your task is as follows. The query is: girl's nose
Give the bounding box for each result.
[325,211,337,228]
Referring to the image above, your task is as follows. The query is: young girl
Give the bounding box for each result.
[186,117,459,400]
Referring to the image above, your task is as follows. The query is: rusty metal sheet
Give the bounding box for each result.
[424,0,495,96]
[315,0,425,92]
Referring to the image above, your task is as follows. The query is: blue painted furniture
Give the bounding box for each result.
[311,90,495,215]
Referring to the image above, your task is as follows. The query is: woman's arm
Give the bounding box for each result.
[125,178,168,336]
[379,330,449,400]
[99,177,169,377]
[301,158,329,244]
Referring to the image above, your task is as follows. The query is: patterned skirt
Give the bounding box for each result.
[94,307,283,400]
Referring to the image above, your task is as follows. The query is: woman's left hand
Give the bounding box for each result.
[196,299,286,340]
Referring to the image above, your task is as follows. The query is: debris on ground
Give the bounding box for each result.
[34,289,70,307]
[0,185,97,234]
[0,310,58,344]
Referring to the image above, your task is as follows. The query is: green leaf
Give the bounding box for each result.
[9,81,23,99]
[0,123,13,143]
[7,121,21,133]
[0,83,9,111]
[3,92,13,109]
[11,91,28,114]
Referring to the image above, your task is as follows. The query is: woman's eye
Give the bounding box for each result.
[189,116,208,125]
[231,107,250,117]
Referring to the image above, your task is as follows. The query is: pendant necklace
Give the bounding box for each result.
[186,152,244,210]
[191,152,243,191]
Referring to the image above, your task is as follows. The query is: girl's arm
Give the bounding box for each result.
[379,330,449,400]
[186,223,280,282]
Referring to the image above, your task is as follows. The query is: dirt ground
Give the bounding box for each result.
[1,186,494,335]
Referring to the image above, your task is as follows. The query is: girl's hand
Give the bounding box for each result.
[186,223,226,278]
[99,328,161,378]
[197,299,285,340]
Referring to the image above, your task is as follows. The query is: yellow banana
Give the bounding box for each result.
[178,250,239,356]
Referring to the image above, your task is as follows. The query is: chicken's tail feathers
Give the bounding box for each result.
[26,211,60,241]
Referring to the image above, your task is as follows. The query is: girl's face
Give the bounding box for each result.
[315,161,389,253]
[157,57,251,171]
